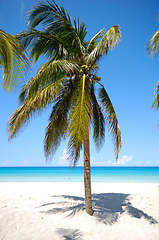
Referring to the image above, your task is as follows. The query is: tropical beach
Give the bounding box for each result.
[1,166,159,239]
[0,181,159,240]
[1,0,159,239]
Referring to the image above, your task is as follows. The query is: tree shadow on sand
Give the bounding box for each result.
[56,228,83,240]
[37,193,158,225]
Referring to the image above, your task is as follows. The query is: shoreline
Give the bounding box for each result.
[1,166,159,183]
[1,182,159,239]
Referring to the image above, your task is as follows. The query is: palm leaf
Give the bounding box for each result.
[98,86,121,160]
[19,59,78,103]
[26,0,70,29]
[67,138,81,166]
[151,81,159,109]
[91,84,105,150]
[44,92,71,161]
[87,29,104,53]
[73,18,87,44]
[8,77,67,140]
[8,57,78,140]
[87,25,121,62]
[25,0,86,58]
[67,74,91,163]
[17,30,78,63]
[0,29,29,91]
[146,30,159,58]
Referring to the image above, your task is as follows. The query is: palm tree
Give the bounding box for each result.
[0,29,29,91]
[146,15,159,110]
[7,0,121,215]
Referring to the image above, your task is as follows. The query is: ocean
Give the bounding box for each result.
[0,166,159,183]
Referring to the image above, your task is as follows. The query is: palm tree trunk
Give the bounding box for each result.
[84,129,93,216]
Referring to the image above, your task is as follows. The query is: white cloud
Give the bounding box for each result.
[135,161,143,165]
[22,160,31,166]
[115,155,133,165]
[96,161,106,165]
[107,160,112,165]
[91,160,107,166]
[58,149,69,165]
[2,160,10,166]
[86,156,107,166]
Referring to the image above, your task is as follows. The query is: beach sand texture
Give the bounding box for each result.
[0,182,159,240]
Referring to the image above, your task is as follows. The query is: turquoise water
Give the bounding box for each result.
[0,167,159,183]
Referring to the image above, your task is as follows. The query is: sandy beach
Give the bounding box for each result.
[0,182,159,240]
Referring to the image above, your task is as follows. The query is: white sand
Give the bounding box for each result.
[0,182,159,240]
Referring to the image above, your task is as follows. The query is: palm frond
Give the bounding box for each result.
[7,104,29,140]
[8,78,66,140]
[44,92,71,161]
[74,19,87,46]
[146,30,159,58]
[18,59,78,103]
[91,84,105,150]
[17,30,78,63]
[8,55,78,140]
[98,86,121,160]
[25,1,86,58]
[87,29,104,53]
[0,29,29,91]
[87,25,121,61]
[67,74,91,164]
[67,138,81,166]
[8,57,78,140]
[151,81,159,109]
[27,0,71,29]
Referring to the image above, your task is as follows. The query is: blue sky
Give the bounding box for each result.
[0,0,159,167]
